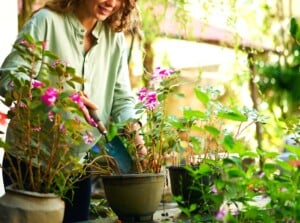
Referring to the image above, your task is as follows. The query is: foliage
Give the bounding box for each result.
[173,18,300,223]
[256,41,300,116]
[0,34,98,197]
[166,84,267,220]
[132,66,181,173]
[169,85,266,166]
[95,67,181,174]
[89,198,115,219]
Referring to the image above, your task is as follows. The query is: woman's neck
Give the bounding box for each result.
[74,7,97,33]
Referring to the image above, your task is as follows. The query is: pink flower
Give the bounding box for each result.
[41,87,58,106]
[59,123,66,133]
[32,126,42,132]
[19,101,27,108]
[52,59,68,68]
[31,79,44,88]
[42,40,47,50]
[20,39,34,52]
[83,131,95,144]
[8,81,14,89]
[137,87,148,102]
[215,207,227,221]
[150,66,176,84]
[211,184,218,194]
[137,88,158,110]
[48,111,54,122]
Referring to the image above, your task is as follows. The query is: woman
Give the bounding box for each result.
[0,0,146,222]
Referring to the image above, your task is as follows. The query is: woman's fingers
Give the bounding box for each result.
[78,91,98,110]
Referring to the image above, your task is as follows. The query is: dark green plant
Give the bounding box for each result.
[89,198,115,219]
[169,85,266,166]
[255,14,300,117]
[165,84,267,222]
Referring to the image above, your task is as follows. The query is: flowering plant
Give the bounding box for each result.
[0,34,99,197]
[131,67,180,173]
[92,66,180,175]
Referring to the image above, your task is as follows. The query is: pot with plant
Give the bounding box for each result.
[166,85,265,216]
[91,66,182,222]
[0,34,101,223]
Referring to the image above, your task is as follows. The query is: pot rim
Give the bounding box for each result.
[100,172,165,179]
[5,185,59,198]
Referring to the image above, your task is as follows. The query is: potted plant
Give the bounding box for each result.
[166,85,266,217]
[0,34,100,222]
[93,66,182,222]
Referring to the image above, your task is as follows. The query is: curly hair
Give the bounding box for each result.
[42,0,140,32]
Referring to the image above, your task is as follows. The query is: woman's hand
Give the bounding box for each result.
[126,122,148,170]
[77,91,98,125]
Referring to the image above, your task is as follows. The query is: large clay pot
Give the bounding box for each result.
[0,187,65,223]
[101,173,165,222]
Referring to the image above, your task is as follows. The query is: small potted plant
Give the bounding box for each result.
[166,85,266,216]
[93,66,182,222]
[0,34,100,222]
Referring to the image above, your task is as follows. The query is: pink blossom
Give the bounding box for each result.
[137,88,158,110]
[19,101,27,108]
[59,123,66,133]
[42,40,47,50]
[41,87,58,106]
[83,132,95,144]
[8,81,14,89]
[48,111,54,122]
[51,59,68,68]
[211,184,218,194]
[215,206,227,221]
[31,79,44,88]
[20,39,29,46]
[151,66,176,84]
[137,87,148,102]
[32,126,42,132]
[20,39,34,52]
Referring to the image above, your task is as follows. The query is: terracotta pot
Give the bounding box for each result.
[0,186,65,223]
[101,173,165,222]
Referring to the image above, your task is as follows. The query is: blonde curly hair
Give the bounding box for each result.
[42,0,140,32]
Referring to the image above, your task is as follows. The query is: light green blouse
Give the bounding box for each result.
[1,8,136,124]
[0,8,137,156]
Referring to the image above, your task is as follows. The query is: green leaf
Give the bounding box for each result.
[204,125,220,137]
[218,111,247,122]
[223,134,235,150]
[183,108,206,119]
[290,18,300,43]
[227,168,245,178]
[43,50,59,60]
[263,163,277,176]
[194,87,209,105]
